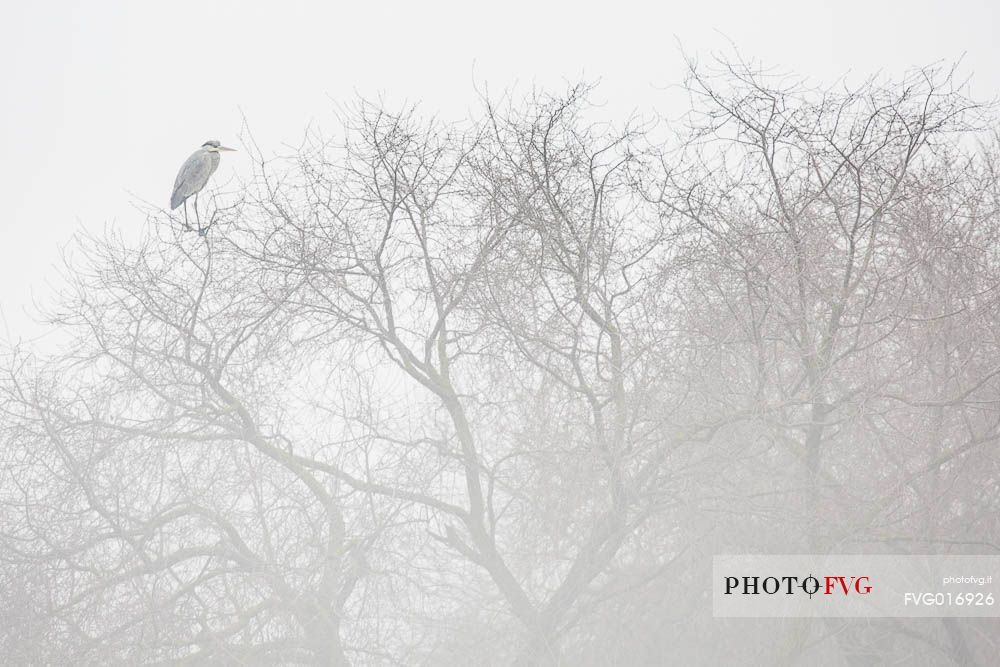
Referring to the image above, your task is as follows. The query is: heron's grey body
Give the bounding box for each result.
[170,148,221,210]
[169,140,235,234]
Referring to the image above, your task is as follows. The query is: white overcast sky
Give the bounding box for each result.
[1,0,998,343]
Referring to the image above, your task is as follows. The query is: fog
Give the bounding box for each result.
[2,3,1000,665]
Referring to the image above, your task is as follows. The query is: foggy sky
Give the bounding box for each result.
[2,0,998,342]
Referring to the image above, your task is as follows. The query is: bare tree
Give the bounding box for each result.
[648,55,1000,664]
[2,62,999,666]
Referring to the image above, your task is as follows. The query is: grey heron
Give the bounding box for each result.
[170,140,236,234]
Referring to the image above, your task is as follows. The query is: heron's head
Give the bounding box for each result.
[201,140,236,153]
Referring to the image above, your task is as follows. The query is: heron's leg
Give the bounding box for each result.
[194,193,202,234]
[182,201,192,230]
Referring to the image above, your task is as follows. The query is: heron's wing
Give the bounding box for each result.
[170,150,215,209]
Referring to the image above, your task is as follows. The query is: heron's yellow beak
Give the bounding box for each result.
[218,146,237,152]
